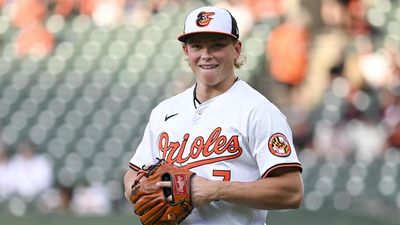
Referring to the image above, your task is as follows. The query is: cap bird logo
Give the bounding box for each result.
[196,11,215,27]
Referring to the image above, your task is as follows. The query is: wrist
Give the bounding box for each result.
[212,180,228,202]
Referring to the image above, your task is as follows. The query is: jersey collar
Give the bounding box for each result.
[193,77,240,109]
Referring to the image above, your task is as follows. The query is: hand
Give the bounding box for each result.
[130,160,195,225]
[155,181,174,203]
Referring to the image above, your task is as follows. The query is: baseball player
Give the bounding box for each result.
[124,6,303,225]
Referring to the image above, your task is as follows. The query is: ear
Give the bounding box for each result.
[182,44,189,56]
[233,41,242,59]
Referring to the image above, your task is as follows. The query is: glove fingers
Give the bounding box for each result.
[141,202,169,225]
[134,194,158,215]
[135,195,164,216]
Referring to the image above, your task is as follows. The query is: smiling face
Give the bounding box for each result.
[182,33,241,89]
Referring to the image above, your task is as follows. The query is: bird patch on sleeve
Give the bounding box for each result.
[268,133,291,157]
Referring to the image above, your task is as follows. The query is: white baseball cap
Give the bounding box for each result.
[177,6,239,42]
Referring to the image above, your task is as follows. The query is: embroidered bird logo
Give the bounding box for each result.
[196,12,215,27]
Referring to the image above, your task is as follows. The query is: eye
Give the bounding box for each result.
[213,42,227,49]
[189,44,201,50]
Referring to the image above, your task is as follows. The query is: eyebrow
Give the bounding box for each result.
[187,37,231,44]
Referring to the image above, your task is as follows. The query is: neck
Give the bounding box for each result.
[195,76,238,103]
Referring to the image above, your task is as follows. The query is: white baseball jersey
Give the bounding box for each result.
[129,79,302,225]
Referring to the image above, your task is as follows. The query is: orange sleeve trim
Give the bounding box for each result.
[129,163,141,172]
[261,163,302,178]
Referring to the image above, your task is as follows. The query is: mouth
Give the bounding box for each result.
[199,64,218,69]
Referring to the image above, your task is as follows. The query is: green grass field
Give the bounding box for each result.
[1,208,399,225]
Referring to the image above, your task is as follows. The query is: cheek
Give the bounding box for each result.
[187,52,201,63]
[226,51,238,64]
[187,55,196,64]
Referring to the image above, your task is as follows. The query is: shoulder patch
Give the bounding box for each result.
[268,133,291,157]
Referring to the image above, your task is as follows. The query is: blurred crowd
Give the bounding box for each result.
[0,0,302,57]
[0,0,400,216]
[0,139,52,201]
[264,0,400,163]
[0,138,114,215]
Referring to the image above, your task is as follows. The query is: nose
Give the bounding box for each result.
[200,48,213,61]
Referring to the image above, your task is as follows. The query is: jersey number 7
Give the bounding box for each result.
[213,170,231,181]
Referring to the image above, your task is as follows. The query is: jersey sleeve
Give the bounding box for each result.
[248,103,302,178]
[129,109,161,171]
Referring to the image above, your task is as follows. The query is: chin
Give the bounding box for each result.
[201,79,222,87]
[197,74,218,84]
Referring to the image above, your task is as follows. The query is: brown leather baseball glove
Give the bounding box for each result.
[130,159,195,225]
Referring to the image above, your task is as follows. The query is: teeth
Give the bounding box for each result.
[200,65,217,69]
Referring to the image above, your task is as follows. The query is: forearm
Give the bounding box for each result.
[216,172,303,209]
[194,171,303,210]
[123,169,138,200]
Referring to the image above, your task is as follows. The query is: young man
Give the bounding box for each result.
[124,6,303,225]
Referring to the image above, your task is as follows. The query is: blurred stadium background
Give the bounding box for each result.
[0,0,400,224]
